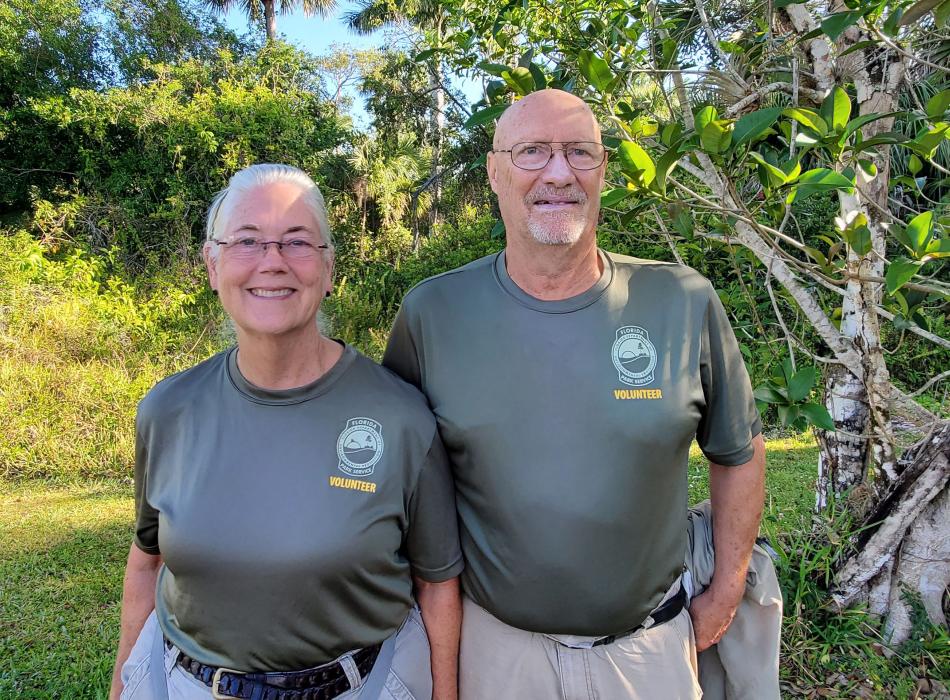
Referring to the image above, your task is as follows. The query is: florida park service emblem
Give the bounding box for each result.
[337,417,384,477]
[612,326,657,386]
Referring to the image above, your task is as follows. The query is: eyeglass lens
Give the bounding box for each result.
[220,237,323,260]
[511,142,605,170]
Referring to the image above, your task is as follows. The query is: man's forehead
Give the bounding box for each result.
[493,92,600,149]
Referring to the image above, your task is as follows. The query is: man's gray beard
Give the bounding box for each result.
[527,212,586,245]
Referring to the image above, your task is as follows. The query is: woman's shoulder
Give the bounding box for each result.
[345,350,435,424]
[137,349,230,423]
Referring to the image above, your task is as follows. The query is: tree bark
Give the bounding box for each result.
[265,0,278,41]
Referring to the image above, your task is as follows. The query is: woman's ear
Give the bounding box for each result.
[202,243,219,293]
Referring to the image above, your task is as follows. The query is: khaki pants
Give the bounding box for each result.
[120,607,432,700]
[459,596,701,700]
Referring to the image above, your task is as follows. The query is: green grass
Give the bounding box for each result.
[0,480,132,699]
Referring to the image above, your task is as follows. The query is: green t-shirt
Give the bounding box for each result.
[134,344,463,671]
[382,249,761,636]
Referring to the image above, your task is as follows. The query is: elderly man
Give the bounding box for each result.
[383,89,765,699]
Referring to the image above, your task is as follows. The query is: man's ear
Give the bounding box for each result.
[486,151,501,195]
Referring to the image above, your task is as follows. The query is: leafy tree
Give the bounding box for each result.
[203,0,336,41]
[104,0,251,84]
[416,0,950,644]
[345,0,454,227]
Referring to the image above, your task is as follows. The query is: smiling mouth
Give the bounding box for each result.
[249,288,295,298]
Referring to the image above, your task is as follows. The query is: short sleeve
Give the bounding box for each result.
[133,408,161,555]
[405,431,463,582]
[696,284,762,466]
[382,302,423,390]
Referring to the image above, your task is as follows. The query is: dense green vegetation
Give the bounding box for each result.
[2,0,949,696]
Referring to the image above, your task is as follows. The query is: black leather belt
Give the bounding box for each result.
[174,642,382,700]
[592,584,688,647]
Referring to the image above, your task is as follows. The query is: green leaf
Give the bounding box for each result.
[477,62,512,77]
[617,141,656,186]
[601,188,632,208]
[900,0,947,26]
[909,123,950,158]
[754,385,787,404]
[464,104,508,128]
[578,51,614,92]
[886,258,923,293]
[733,107,783,146]
[906,211,935,254]
[820,87,851,131]
[653,141,683,196]
[502,67,535,96]
[850,132,909,152]
[413,48,439,62]
[490,220,506,239]
[749,152,789,187]
[936,0,950,26]
[799,403,836,431]
[528,63,547,90]
[926,89,950,119]
[799,168,853,188]
[695,106,718,131]
[857,159,878,178]
[788,366,817,402]
[701,120,733,154]
[908,154,923,175]
[782,108,829,136]
[821,11,863,40]
[775,0,807,7]
[777,404,800,427]
[843,112,904,143]
[839,40,880,57]
[924,237,950,259]
[844,224,872,255]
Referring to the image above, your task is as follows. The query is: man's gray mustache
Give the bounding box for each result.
[524,189,588,205]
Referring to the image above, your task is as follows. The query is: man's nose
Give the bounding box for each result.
[540,149,577,187]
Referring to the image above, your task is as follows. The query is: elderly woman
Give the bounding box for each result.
[109,164,462,700]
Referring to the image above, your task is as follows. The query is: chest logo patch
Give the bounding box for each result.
[612,326,657,386]
[337,417,384,477]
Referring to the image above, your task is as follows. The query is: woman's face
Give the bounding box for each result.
[203,181,333,343]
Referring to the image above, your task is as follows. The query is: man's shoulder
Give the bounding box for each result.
[605,250,714,294]
[401,252,498,307]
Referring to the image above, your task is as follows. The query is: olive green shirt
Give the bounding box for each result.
[134,344,463,671]
[383,250,761,636]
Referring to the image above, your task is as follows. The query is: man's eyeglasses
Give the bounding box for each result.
[493,142,606,171]
[213,236,329,261]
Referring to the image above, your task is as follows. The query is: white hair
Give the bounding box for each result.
[205,164,334,251]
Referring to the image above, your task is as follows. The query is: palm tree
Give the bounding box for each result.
[204,0,336,42]
[345,0,448,229]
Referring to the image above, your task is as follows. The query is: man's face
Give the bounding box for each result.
[488,93,605,247]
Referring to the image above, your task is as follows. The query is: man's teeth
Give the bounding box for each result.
[250,288,293,298]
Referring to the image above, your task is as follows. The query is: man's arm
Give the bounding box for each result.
[414,575,461,700]
[688,433,765,652]
[109,544,162,700]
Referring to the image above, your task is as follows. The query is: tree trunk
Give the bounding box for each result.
[265,0,278,41]
[427,16,445,232]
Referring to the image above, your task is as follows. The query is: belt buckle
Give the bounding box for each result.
[211,667,245,700]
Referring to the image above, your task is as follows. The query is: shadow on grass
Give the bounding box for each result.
[0,519,130,699]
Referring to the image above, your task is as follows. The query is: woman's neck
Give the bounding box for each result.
[235,327,343,390]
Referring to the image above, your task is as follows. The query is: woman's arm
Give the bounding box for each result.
[414,576,461,700]
[109,544,163,700]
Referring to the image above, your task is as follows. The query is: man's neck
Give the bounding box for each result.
[504,234,602,301]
